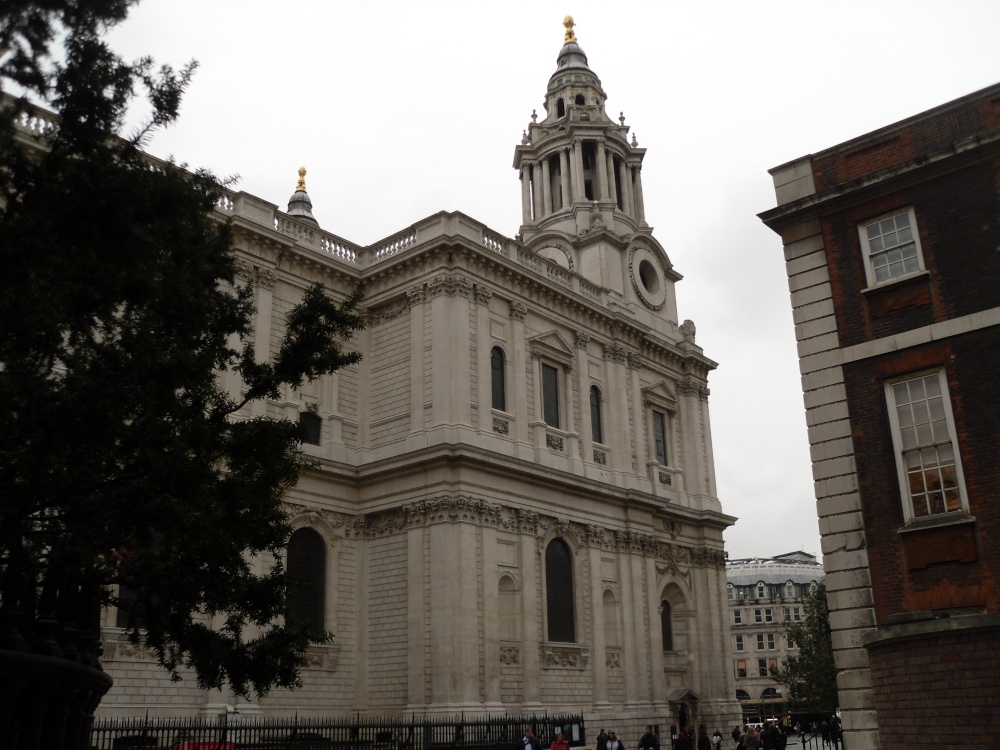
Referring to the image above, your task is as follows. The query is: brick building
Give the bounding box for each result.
[759,84,1000,748]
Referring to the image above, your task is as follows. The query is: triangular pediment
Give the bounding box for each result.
[528,330,574,363]
[666,687,701,703]
[641,380,677,410]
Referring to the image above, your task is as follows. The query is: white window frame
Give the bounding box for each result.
[764,608,774,623]
[735,635,745,652]
[885,369,968,523]
[733,609,743,625]
[859,207,925,288]
[767,633,776,650]
[756,634,765,650]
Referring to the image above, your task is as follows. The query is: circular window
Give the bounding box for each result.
[629,246,667,310]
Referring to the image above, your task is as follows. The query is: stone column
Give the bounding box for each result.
[531,163,543,223]
[481,524,504,710]
[603,343,630,474]
[520,530,543,709]
[428,273,473,427]
[596,140,609,201]
[475,286,494,430]
[510,302,530,445]
[541,157,553,217]
[559,149,571,210]
[405,525,426,711]
[407,286,425,435]
[618,160,633,217]
[250,268,277,419]
[573,139,586,201]
[634,163,647,224]
[647,556,668,704]
[520,165,532,223]
[589,544,611,709]
[606,151,618,207]
[618,545,641,705]
[628,353,647,476]
[576,332,593,462]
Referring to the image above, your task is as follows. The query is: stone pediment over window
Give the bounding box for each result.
[641,380,678,413]
[666,687,700,703]
[528,331,575,366]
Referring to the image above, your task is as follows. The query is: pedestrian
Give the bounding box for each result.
[711,729,722,749]
[639,726,660,750]
[743,728,761,750]
[696,727,711,750]
[605,729,623,750]
[596,729,608,750]
[673,728,692,750]
[518,728,541,750]
[551,733,570,750]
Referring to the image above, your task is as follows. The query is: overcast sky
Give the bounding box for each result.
[107,0,1000,561]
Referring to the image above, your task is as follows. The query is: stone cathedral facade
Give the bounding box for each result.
[98,20,741,732]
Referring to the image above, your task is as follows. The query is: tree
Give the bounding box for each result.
[770,583,839,713]
[0,0,363,700]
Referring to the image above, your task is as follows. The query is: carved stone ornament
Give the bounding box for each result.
[500,645,520,665]
[474,285,494,305]
[493,417,510,435]
[606,651,621,669]
[256,268,278,289]
[509,301,528,321]
[304,643,340,672]
[659,471,672,486]
[546,433,565,452]
[602,342,628,363]
[593,449,607,465]
[101,633,155,662]
[574,331,591,349]
[541,642,590,670]
[406,286,426,307]
[427,272,473,298]
[366,297,410,326]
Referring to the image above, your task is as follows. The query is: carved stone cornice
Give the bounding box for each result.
[540,642,589,670]
[473,285,494,306]
[365,297,409,326]
[427,272,472,298]
[406,286,425,307]
[602,342,628,363]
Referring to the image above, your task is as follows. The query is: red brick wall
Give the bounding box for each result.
[867,623,1000,748]
[811,91,1000,192]
[842,331,1000,624]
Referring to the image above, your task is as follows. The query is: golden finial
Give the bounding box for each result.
[563,16,576,44]
[296,166,307,192]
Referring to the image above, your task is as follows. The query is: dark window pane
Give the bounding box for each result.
[590,386,603,444]
[287,527,326,634]
[542,364,560,428]
[115,585,141,629]
[653,410,668,465]
[491,347,506,412]
[661,600,673,651]
[545,538,575,642]
[299,411,322,445]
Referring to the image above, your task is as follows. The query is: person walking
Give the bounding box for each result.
[518,728,541,750]
[551,733,570,750]
[604,730,623,750]
[596,729,608,750]
[639,726,660,750]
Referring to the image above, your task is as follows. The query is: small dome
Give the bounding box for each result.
[556,41,591,72]
[286,166,318,226]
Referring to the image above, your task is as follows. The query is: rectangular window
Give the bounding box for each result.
[783,607,790,621]
[788,634,796,649]
[542,364,560,428]
[652,410,668,465]
[764,608,774,623]
[769,658,778,673]
[885,370,967,521]
[767,633,776,650]
[735,635,745,652]
[733,610,743,625]
[793,607,801,621]
[756,634,764,650]
[758,658,768,677]
[860,207,924,286]
[736,660,747,679]
[754,609,762,624]
[299,411,322,445]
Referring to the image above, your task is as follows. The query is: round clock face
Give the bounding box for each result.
[629,246,667,310]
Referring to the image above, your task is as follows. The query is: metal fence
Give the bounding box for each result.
[90,712,587,750]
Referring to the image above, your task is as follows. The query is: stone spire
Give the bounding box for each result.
[286,166,318,226]
[513,17,647,244]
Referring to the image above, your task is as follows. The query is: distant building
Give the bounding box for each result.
[725,552,823,721]
[760,83,1000,749]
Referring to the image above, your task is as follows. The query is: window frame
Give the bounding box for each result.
[859,207,926,288]
[884,369,969,523]
[299,410,323,446]
[652,409,668,465]
[544,537,576,643]
[490,346,507,413]
[735,634,745,652]
[590,384,604,445]
[733,609,743,626]
[542,362,561,429]
[286,526,327,636]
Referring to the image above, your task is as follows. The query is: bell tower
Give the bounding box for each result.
[513,17,680,326]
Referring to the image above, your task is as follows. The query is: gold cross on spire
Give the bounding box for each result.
[563,16,576,43]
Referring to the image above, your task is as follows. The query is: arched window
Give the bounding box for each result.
[299,410,322,445]
[574,94,585,106]
[557,99,565,117]
[287,527,326,635]
[660,600,673,651]
[545,538,575,642]
[736,690,751,702]
[756,581,766,599]
[603,589,619,647]
[498,575,519,640]
[785,581,795,599]
[590,385,603,444]
[491,346,506,411]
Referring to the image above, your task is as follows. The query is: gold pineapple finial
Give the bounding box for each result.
[563,16,576,44]
[296,166,307,192]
